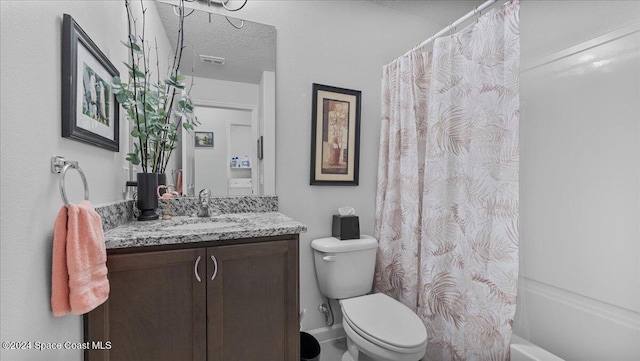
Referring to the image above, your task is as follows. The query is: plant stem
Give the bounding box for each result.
[159,0,187,173]
[154,39,163,173]
[125,0,146,172]
[140,0,151,173]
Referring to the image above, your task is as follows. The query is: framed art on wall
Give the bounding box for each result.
[61,14,119,151]
[195,131,214,147]
[310,83,361,185]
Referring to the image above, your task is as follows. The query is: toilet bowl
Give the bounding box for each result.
[311,236,427,361]
[339,293,427,361]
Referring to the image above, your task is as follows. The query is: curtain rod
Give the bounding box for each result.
[402,0,497,58]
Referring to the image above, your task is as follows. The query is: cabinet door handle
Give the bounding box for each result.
[194,256,202,282]
[211,255,218,281]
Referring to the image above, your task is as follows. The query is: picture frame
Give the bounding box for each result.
[61,14,119,151]
[310,83,361,185]
[195,131,214,147]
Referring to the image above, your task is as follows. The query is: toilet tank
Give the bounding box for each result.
[311,235,378,299]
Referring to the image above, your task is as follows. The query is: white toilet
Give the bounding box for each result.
[311,235,427,361]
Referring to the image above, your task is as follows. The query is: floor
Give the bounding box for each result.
[319,337,347,361]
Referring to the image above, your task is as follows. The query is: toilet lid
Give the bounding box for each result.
[341,293,427,349]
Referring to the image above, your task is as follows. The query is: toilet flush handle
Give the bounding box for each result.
[323,255,336,262]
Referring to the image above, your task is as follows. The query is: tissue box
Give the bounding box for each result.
[332,215,360,240]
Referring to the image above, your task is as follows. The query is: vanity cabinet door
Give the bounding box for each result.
[85,248,207,361]
[207,239,299,361]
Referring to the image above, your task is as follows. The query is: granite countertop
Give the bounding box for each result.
[104,212,307,249]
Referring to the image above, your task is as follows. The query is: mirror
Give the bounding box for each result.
[155,1,276,196]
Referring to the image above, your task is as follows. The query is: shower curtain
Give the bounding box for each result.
[374,1,520,360]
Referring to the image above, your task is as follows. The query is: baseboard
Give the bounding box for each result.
[306,323,346,343]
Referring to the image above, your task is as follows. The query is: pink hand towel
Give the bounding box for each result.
[51,200,109,316]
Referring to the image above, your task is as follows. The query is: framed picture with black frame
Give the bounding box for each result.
[310,83,361,185]
[61,14,120,151]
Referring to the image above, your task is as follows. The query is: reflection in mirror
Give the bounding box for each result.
[156,1,276,196]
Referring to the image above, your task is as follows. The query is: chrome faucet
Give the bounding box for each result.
[197,189,211,217]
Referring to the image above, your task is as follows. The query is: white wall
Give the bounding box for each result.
[517,1,640,359]
[0,1,171,360]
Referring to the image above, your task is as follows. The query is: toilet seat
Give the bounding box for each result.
[340,293,427,353]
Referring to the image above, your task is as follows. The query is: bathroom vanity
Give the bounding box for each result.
[86,199,306,361]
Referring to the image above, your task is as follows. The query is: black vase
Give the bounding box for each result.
[136,173,159,221]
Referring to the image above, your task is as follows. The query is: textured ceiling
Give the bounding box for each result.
[156,1,275,84]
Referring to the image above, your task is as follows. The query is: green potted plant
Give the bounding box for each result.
[113,0,198,220]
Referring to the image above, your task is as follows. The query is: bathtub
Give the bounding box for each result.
[511,335,564,361]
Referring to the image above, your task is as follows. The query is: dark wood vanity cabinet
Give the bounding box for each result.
[85,248,207,361]
[85,236,299,361]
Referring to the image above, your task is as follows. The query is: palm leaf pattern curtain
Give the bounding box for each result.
[375,1,520,360]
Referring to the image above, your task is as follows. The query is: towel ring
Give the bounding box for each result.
[51,156,89,207]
